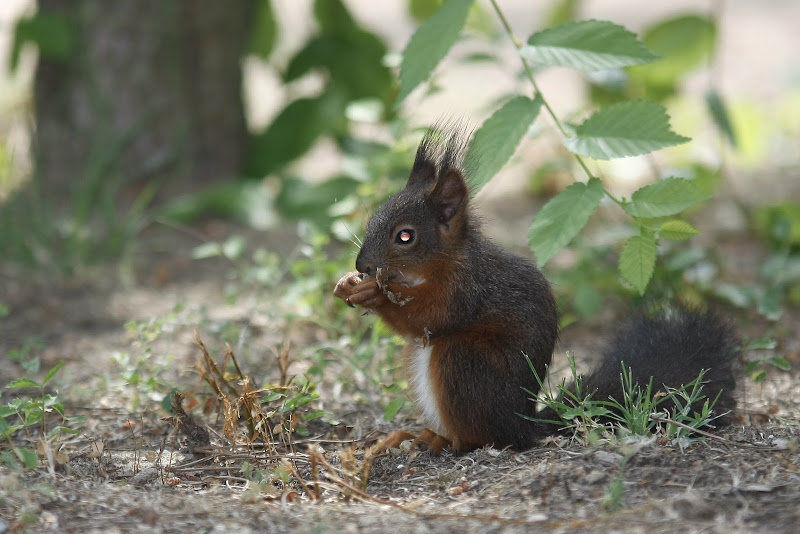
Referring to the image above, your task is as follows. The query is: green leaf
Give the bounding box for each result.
[7,378,40,389]
[1,424,24,439]
[42,361,64,387]
[383,398,405,422]
[243,92,345,177]
[563,100,690,159]
[397,0,475,102]
[619,232,657,295]
[749,369,766,383]
[466,95,542,193]
[248,0,277,60]
[48,425,81,438]
[287,1,391,103]
[623,177,710,218]
[262,392,285,403]
[408,0,443,21]
[633,15,716,89]
[15,446,39,468]
[545,0,581,27]
[744,338,777,351]
[659,219,700,241]
[276,176,360,222]
[521,20,659,72]
[767,357,791,372]
[11,13,74,73]
[705,89,737,148]
[529,177,605,266]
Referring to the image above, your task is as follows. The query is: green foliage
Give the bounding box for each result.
[466,95,542,193]
[397,2,721,294]
[1,361,84,469]
[520,19,660,71]
[113,306,187,411]
[525,354,726,447]
[618,231,657,295]
[397,0,475,103]
[0,158,156,273]
[563,100,690,160]
[248,0,277,60]
[742,338,791,384]
[246,0,393,179]
[632,15,716,95]
[622,177,709,218]
[528,178,604,266]
[11,12,75,72]
[245,94,345,178]
[705,89,738,147]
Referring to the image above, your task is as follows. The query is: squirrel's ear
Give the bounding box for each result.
[430,170,469,228]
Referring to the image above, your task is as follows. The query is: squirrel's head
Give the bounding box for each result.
[356,125,473,283]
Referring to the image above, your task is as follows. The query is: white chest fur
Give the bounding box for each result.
[408,343,445,435]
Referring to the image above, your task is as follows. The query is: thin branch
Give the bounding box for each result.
[488,0,597,182]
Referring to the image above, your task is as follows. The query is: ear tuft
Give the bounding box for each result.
[406,121,471,189]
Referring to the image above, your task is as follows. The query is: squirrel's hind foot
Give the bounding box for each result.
[371,428,451,455]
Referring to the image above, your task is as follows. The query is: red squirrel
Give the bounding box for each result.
[333,125,738,453]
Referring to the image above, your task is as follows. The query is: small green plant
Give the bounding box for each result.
[111,304,187,411]
[7,336,44,376]
[524,353,612,444]
[742,338,792,384]
[525,354,724,446]
[0,361,85,469]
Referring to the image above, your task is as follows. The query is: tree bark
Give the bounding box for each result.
[34,0,252,204]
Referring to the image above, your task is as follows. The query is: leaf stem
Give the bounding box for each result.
[488,0,596,183]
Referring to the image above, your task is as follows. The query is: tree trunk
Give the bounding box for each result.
[34,0,252,204]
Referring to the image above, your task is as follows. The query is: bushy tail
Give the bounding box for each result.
[582,308,739,422]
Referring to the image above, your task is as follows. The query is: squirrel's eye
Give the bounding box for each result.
[395,229,415,244]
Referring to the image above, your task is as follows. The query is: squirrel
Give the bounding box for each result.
[333,125,738,453]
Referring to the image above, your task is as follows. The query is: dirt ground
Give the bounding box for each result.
[1,196,799,534]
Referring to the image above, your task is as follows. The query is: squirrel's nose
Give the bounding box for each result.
[355,252,375,277]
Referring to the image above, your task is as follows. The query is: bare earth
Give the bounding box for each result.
[1,213,799,534]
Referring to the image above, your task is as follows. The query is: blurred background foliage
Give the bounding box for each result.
[0,0,798,322]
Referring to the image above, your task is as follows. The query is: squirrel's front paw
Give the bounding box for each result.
[347,277,388,310]
[334,271,363,307]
